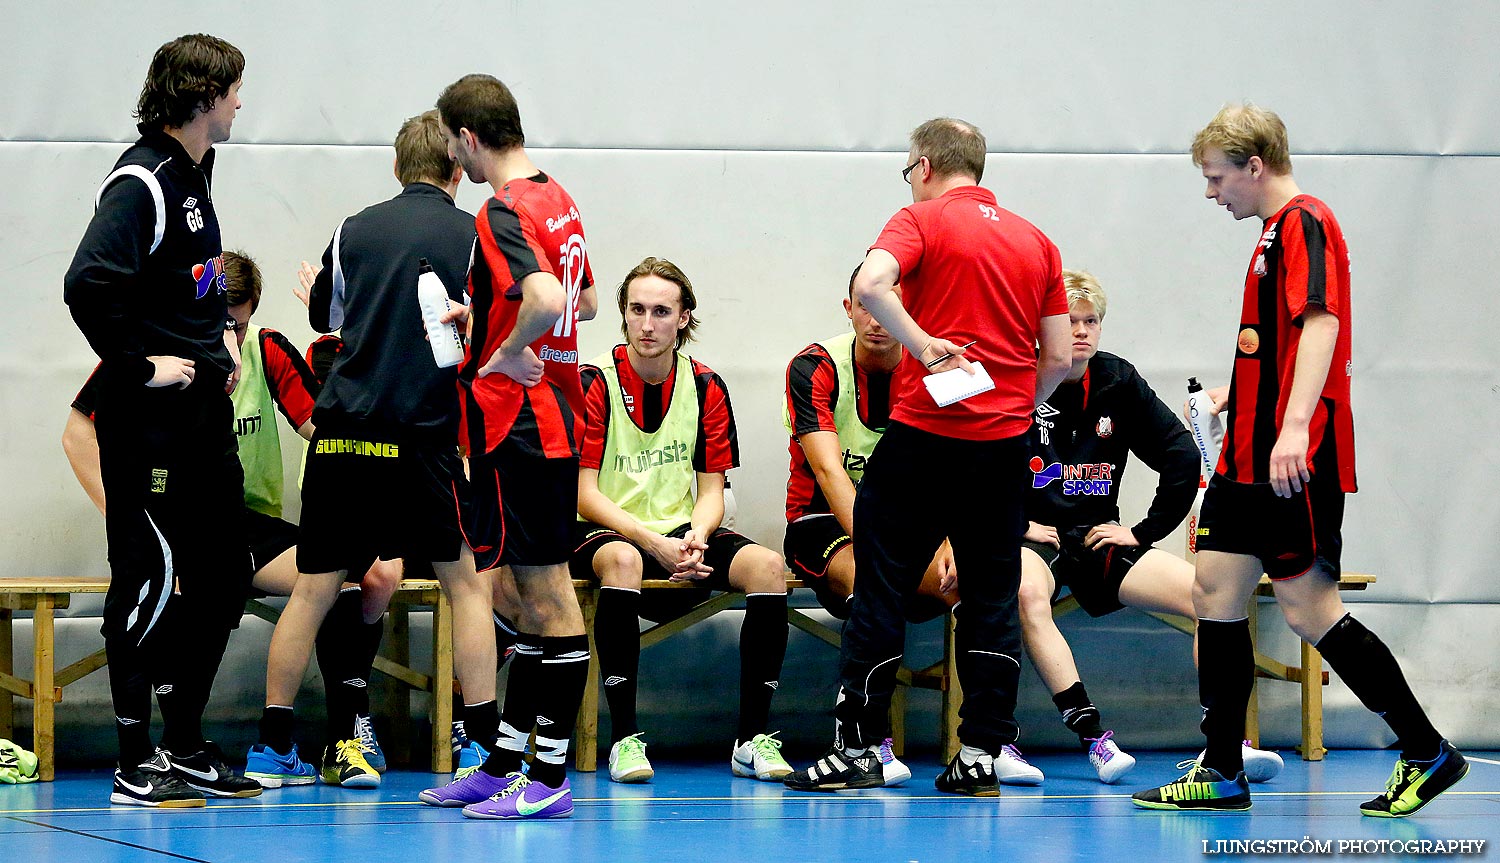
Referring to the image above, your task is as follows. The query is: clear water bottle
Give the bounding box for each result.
[418,258,464,368]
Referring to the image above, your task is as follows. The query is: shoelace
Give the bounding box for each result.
[1170,758,1210,783]
[336,738,372,764]
[878,738,896,763]
[451,721,469,748]
[753,732,785,761]
[617,734,647,758]
[354,715,378,750]
[1001,744,1032,764]
[454,764,482,780]
[1087,731,1117,762]
[1382,761,1420,798]
[487,772,530,800]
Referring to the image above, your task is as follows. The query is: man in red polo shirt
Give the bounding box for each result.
[784,118,1072,795]
[1134,103,1467,817]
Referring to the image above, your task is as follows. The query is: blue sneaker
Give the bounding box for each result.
[419,766,515,807]
[462,773,572,820]
[354,715,387,773]
[451,721,491,774]
[245,743,316,788]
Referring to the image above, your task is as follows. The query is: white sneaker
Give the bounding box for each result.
[993,744,1044,786]
[1085,731,1136,784]
[1195,740,1285,783]
[732,732,793,781]
[876,738,911,786]
[608,733,654,783]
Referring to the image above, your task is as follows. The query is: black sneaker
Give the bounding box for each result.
[782,745,883,792]
[110,751,206,808]
[168,741,264,798]
[1132,760,1251,811]
[935,750,1001,797]
[1360,740,1469,818]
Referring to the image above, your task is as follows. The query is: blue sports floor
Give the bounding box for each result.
[3,750,1497,863]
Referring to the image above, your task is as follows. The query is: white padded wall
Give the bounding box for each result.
[4,1,1498,751]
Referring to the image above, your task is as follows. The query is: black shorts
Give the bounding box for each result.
[1023,525,1151,618]
[1196,474,1344,580]
[298,429,469,574]
[467,437,578,571]
[783,515,854,617]
[245,508,298,576]
[569,521,757,596]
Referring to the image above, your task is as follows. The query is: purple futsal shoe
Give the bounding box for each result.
[418,766,515,807]
[462,773,573,820]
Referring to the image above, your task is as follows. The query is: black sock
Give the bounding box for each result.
[494,612,518,670]
[1316,614,1443,761]
[1053,681,1106,743]
[594,587,641,742]
[482,635,540,777]
[462,699,499,761]
[1197,618,1253,777]
[316,588,368,741]
[105,635,156,767]
[527,633,591,787]
[737,593,788,742]
[259,705,295,754]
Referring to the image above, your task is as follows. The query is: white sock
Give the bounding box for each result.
[960,744,994,767]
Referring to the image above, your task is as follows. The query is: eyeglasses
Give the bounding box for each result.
[902,155,926,184]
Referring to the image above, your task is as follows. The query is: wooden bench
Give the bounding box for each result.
[567,576,957,771]
[0,576,457,781]
[1051,572,1376,762]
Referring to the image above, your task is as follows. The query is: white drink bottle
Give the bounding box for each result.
[418,258,464,368]
[1186,377,1224,475]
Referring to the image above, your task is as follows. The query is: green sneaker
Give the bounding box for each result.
[608,733,654,783]
[0,739,39,784]
[1360,741,1469,818]
[1132,760,1251,811]
[320,738,380,789]
[732,732,793,781]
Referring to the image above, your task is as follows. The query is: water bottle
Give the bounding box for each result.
[1186,377,1224,475]
[418,258,464,368]
[1186,474,1207,560]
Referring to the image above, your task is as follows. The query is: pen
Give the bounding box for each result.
[925,340,977,368]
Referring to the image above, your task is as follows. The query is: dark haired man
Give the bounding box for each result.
[252,109,482,791]
[784,118,1073,796]
[574,257,791,785]
[63,33,259,807]
[419,73,596,820]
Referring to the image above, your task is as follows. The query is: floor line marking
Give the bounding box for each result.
[5,816,215,862]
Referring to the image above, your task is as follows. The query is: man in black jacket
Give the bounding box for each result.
[63,33,261,807]
[1015,270,1281,786]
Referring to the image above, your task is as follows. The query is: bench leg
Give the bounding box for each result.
[889,684,906,757]
[33,595,56,782]
[574,587,598,773]
[380,604,413,769]
[0,608,11,741]
[1299,640,1326,761]
[431,591,453,774]
[940,613,960,763]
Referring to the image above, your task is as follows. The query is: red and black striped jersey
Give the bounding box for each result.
[460,172,591,459]
[578,345,737,474]
[1222,194,1356,492]
[73,326,319,428]
[783,343,891,522]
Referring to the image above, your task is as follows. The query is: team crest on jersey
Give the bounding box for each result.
[192,254,225,299]
[1237,327,1260,355]
[1096,416,1113,438]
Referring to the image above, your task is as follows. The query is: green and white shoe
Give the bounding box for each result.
[608,733,654,783]
[732,732,792,781]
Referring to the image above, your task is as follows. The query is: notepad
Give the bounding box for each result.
[923,361,995,407]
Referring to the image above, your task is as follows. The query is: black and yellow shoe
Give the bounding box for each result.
[1132,760,1251,811]
[320,738,381,789]
[1360,740,1468,818]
